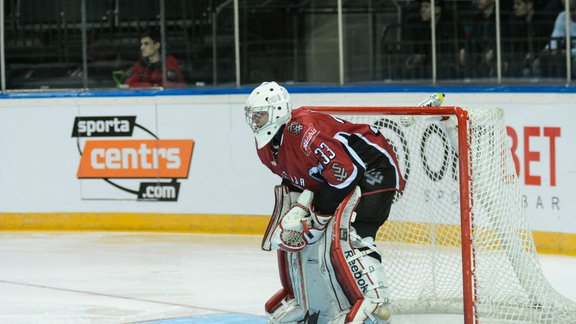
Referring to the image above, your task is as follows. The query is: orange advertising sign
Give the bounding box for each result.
[77,139,194,179]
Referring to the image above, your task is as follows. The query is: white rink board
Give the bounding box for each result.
[0,92,574,234]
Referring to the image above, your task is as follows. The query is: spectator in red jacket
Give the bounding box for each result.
[125,29,186,88]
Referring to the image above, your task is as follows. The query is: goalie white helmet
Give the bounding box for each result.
[245,81,291,148]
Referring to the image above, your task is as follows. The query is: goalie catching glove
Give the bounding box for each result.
[270,189,332,252]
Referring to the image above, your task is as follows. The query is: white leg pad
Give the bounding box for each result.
[266,294,306,324]
[347,299,392,324]
[343,245,391,324]
[329,187,393,324]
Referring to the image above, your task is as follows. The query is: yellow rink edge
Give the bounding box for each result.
[0,213,270,235]
[1,212,575,256]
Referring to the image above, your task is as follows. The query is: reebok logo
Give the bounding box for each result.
[344,250,369,294]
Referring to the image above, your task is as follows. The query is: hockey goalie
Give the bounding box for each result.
[244,81,419,323]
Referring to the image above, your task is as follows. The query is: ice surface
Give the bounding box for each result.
[0,232,573,323]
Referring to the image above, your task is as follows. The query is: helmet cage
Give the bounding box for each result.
[244,82,291,148]
[245,105,274,133]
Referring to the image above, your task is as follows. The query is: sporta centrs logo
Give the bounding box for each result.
[72,116,194,201]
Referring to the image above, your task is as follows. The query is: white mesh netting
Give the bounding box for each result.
[322,107,576,323]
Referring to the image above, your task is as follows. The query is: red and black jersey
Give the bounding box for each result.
[257,108,405,215]
[125,54,185,88]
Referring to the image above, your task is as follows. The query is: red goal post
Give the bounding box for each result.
[300,105,576,324]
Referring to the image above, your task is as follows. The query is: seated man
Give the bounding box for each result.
[403,0,464,79]
[503,0,552,77]
[533,0,576,77]
[125,29,186,88]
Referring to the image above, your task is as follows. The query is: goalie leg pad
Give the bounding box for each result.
[267,238,350,324]
[290,236,351,323]
[344,255,391,324]
[327,187,392,324]
[266,290,307,324]
[266,251,308,323]
[343,237,391,324]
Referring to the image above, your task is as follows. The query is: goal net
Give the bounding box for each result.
[301,105,576,323]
